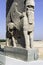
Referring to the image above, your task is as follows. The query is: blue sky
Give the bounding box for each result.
[0,0,6,39]
[0,0,43,40]
[34,0,43,40]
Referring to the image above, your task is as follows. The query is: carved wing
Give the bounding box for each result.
[6,0,25,30]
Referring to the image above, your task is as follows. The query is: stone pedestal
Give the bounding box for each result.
[27,48,38,61]
[4,47,38,61]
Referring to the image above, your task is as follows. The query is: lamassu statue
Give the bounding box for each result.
[6,0,35,49]
[6,0,39,61]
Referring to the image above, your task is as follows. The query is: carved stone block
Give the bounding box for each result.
[4,47,38,61]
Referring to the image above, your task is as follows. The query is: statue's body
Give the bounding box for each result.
[6,0,35,49]
[23,0,35,48]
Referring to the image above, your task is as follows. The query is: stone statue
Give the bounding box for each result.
[6,0,35,49]
[6,2,25,47]
[24,0,35,48]
[6,0,38,61]
[6,21,17,47]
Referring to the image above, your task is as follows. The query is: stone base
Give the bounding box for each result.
[27,48,38,61]
[4,47,38,61]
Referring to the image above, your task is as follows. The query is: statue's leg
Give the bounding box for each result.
[12,36,16,47]
[6,38,9,46]
[6,38,11,47]
[23,30,30,49]
[29,32,33,48]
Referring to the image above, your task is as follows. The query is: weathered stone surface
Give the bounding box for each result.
[4,47,27,61]
[6,0,25,17]
[25,0,35,7]
[4,47,38,61]
[24,0,35,48]
[6,1,26,48]
[27,48,38,61]
[6,0,38,61]
[6,0,35,48]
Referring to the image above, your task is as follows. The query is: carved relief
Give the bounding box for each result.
[6,0,35,49]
